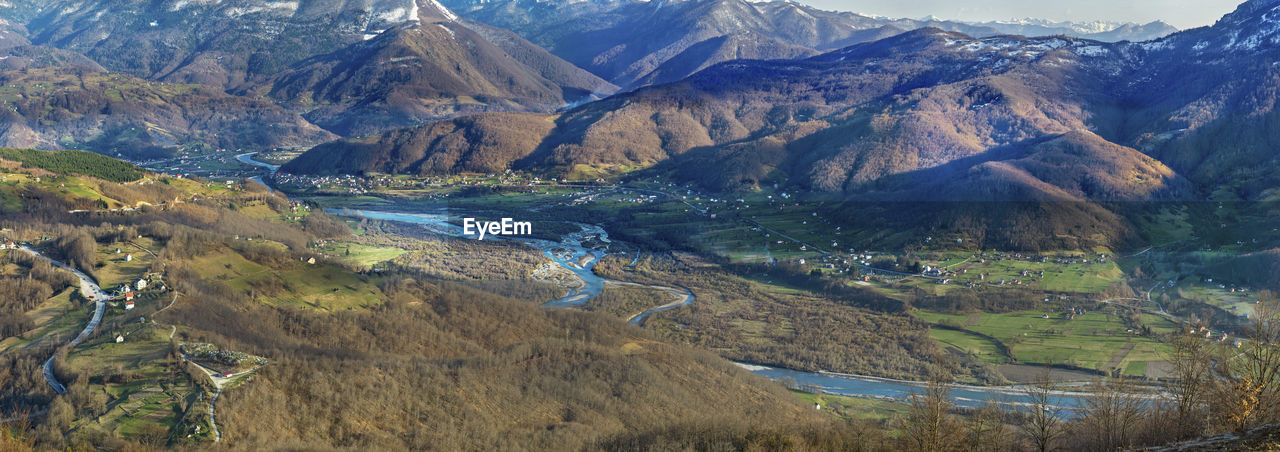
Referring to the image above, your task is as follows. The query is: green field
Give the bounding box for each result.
[929,327,1010,363]
[790,391,910,422]
[188,248,385,311]
[916,310,1171,377]
[317,242,407,267]
[95,239,158,289]
[66,323,198,443]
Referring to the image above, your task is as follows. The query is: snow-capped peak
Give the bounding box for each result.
[423,0,459,21]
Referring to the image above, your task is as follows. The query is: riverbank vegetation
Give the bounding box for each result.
[580,285,676,319]
[592,253,1004,384]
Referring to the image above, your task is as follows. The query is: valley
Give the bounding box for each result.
[0,0,1279,449]
[250,154,1276,385]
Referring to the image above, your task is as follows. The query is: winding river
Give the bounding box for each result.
[235,154,690,313]
[736,363,1119,413]
[331,209,621,307]
[239,154,1116,415]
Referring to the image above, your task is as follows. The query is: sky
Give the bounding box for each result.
[799,0,1246,30]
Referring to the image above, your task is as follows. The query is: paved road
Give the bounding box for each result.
[18,246,109,395]
[184,355,260,443]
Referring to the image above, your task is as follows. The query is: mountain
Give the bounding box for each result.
[298,0,1280,199]
[261,17,614,136]
[441,0,1175,88]
[291,30,1137,191]
[0,67,335,157]
[22,0,415,89]
[969,18,1178,42]
[284,113,555,174]
[19,0,613,137]
[0,17,26,49]
[0,45,105,72]
[284,0,1280,251]
[439,0,985,87]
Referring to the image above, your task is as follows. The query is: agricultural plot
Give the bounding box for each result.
[316,242,407,267]
[933,255,1124,294]
[95,239,158,289]
[3,292,93,352]
[790,391,910,422]
[187,248,385,311]
[928,327,1009,364]
[1179,282,1259,319]
[66,323,197,443]
[916,310,1171,377]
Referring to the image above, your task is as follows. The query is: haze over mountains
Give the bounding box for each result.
[440,0,1178,87]
[290,0,1280,204]
[0,0,1270,211]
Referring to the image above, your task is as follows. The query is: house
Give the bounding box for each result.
[124,254,133,262]
[124,300,135,310]
[116,335,124,343]
[136,279,148,290]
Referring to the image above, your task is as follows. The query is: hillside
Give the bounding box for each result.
[296,0,1280,203]
[264,18,612,136]
[443,0,1175,88]
[291,29,1123,194]
[19,0,613,138]
[21,0,441,89]
[284,113,556,175]
[0,149,850,450]
[0,67,334,157]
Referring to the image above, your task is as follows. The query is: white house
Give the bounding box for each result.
[136,279,148,290]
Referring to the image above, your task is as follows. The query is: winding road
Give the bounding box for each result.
[183,355,261,443]
[18,246,109,395]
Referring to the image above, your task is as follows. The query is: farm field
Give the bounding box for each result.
[94,238,159,290]
[790,391,910,422]
[316,242,407,268]
[186,247,385,311]
[66,322,202,443]
[916,310,1172,377]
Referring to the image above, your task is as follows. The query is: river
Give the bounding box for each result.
[732,363,1164,415]
[237,153,1113,414]
[331,209,613,307]
[235,153,279,192]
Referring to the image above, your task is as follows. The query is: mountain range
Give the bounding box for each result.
[440,0,1178,88]
[0,0,1272,213]
[0,0,613,148]
[291,0,1280,202]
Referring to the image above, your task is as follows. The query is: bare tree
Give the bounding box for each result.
[1210,292,1280,432]
[1072,379,1143,450]
[903,375,961,452]
[1020,371,1062,452]
[965,401,1011,452]
[1167,329,1211,438]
